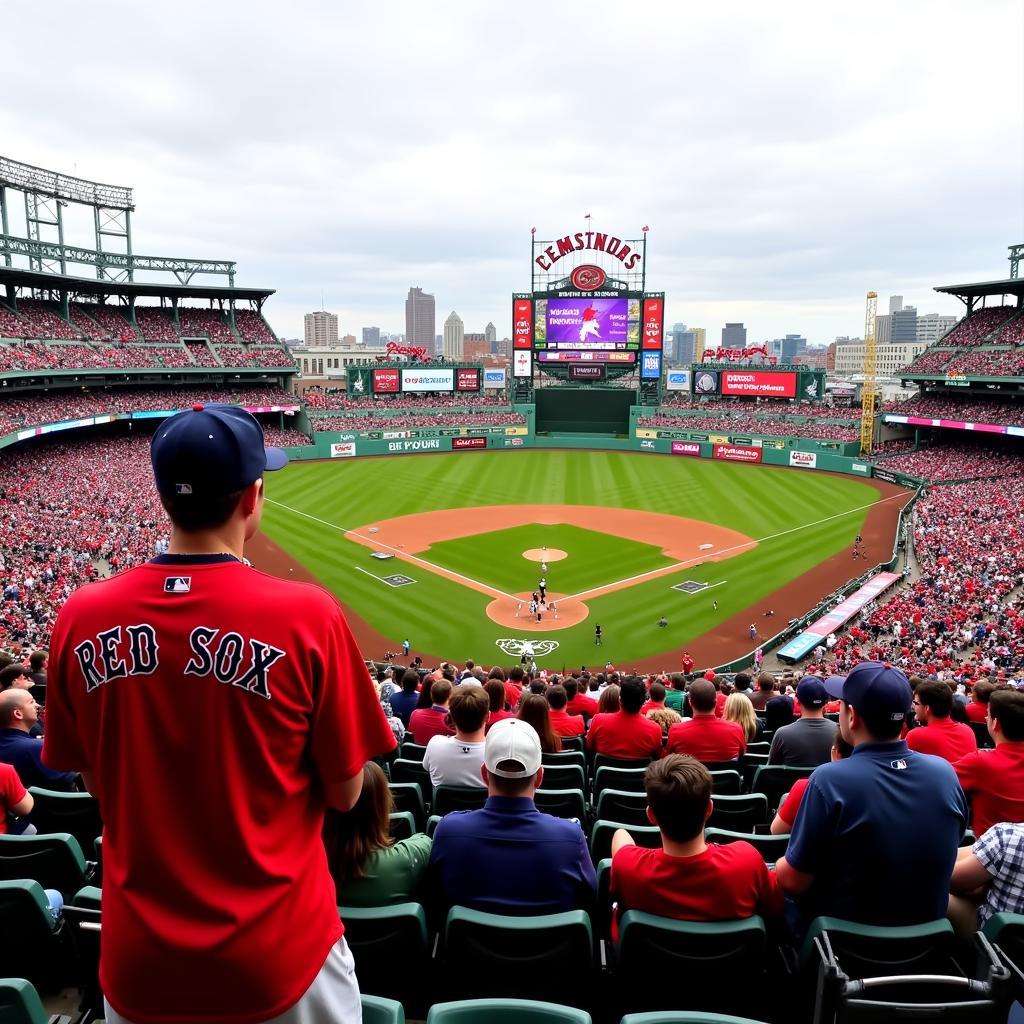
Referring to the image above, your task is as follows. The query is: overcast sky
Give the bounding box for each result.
[1,1,1022,344]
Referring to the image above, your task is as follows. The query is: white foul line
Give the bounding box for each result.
[354,566,400,585]
[265,498,517,601]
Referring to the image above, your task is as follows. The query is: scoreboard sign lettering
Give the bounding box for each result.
[456,368,481,391]
[373,369,400,393]
[513,298,533,349]
[452,436,487,450]
[713,444,763,464]
[569,364,606,380]
[641,297,664,350]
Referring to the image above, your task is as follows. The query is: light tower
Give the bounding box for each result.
[859,290,878,455]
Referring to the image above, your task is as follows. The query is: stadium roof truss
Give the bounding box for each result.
[0,155,237,286]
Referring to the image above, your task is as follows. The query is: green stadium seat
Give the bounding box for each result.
[594,858,613,942]
[340,903,430,1012]
[534,788,586,821]
[542,750,587,771]
[800,917,960,975]
[0,977,50,1024]
[708,770,741,795]
[593,767,646,800]
[426,814,442,838]
[0,881,67,990]
[389,781,427,830]
[700,761,744,775]
[361,994,406,1024]
[704,828,789,863]
[400,741,429,762]
[620,1015,767,1024]
[706,794,769,833]
[389,811,417,840]
[26,787,103,851]
[433,785,488,816]
[390,759,433,804]
[615,911,767,1017]
[750,765,814,812]
[0,833,92,897]
[538,764,586,792]
[590,820,660,864]
[441,907,594,1006]
[560,737,585,752]
[427,998,592,1024]
[62,898,103,1021]
[592,754,652,774]
[982,911,1024,962]
[739,753,770,792]
[745,742,771,755]
[595,789,649,827]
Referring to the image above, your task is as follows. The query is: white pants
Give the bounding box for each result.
[104,936,361,1024]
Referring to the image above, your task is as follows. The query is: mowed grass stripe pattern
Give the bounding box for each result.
[261,451,879,666]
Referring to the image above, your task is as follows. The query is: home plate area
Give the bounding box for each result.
[383,574,416,587]
[673,580,709,595]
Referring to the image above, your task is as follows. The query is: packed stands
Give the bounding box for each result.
[177,306,236,344]
[67,303,108,340]
[16,301,78,340]
[0,339,200,372]
[637,413,859,441]
[882,394,1024,426]
[234,309,277,344]
[215,344,296,368]
[301,389,510,411]
[134,307,179,343]
[871,442,1024,483]
[262,426,312,446]
[658,395,861,419]
[0,303,46,338]
[0,384,296,437]
[904,349,956,373]
[940,306,1016,347]
[311,410,526,431]
[185,340,221,367]
[87,304,140,341]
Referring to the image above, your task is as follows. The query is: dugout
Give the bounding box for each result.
[535,388,634,434]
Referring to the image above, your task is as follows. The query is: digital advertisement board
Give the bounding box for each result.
[543,297,629,349]
[401,368,455,392]
[569,364,607,381]
[456,368,481,391]
[641,352,662,379]
[483,368,507,389]
[666,370,690,391]
[452,436,487,450]
[513,298,533,349]
[713,444,763,463]
[373,368,400,393]
[513,351,532,377]
[641,296,664,350]
[692,369,719,395]
[330,442,356,458]
[721,371,797,397]
[536,350,636,363]
[671,441,702,456]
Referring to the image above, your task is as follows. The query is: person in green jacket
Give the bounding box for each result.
[323,761,430,906]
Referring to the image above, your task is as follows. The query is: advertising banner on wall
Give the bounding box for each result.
[671,441,702,456]
[641,296,664,350]
[789,451,818,469]
[348,367,372,396]
[456,368,481,391]
[483,369,507,388]
[570,364,606,381]
[692,369,719,395]
[513,351,532,377]
[330,442,356,458]
[721,371,797,397]
[513,298,533,349]
[401,368,455,392]
[452,436,487,450]
[641,352,662,379]
[373,368,400,393]
[713,444,763,463]
[666,370,690,391]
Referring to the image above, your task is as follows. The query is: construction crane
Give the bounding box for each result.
[859,291,878,456]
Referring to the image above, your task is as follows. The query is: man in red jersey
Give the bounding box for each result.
[906,680,976,763]
[955,689,1024,836]
[546,685,585,738]
[43,405,396,1024]
[587,676,662,760]
[564,676,599,722]
[611,755,782,937]
[666,680,746,762]
[964,679,995,724]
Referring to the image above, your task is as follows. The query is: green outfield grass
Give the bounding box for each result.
[260,450,885,667]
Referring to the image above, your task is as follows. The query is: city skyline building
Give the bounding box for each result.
[722,322,747,347]
[361,326,381,347]
[303,310,338,347]
[405,286,436,354]
[443,310,464,360]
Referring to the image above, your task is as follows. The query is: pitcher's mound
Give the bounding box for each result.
[523,548,567,563]
[487,592,588,631]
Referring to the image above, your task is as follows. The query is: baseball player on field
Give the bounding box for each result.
[43,404,396,1024]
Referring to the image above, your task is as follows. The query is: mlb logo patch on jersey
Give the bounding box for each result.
[164,577,192,594]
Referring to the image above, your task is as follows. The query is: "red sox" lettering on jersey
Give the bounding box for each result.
[73,625,287,699]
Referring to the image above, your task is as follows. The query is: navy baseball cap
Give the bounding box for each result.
[824,661,912,725]
[151,403,288,498]
[796,676,827,708]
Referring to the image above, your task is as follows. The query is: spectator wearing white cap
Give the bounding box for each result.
[428,718,596,914]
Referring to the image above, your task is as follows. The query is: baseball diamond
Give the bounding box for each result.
[254,449,909,670]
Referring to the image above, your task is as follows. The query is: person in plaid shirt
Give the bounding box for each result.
[948,822,1024,939]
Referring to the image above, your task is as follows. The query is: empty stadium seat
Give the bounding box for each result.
[704,828,789,863]
[389,782,427,830]
[390,759,433,802]
[619,1015,767,1024]
[542,750,587,771]
[400,741,429,762]
[592,754,652,774]
[708,770,742,795]
[0,833,92,897]
[590,820,661,864]
[0,881,67,989]
[427,998,592,1024]
[615,911,767,1017]
[0,978,51,1024]
[799,917,960,976]
[595,789,650,827]
[560,737,585,752]
[442,907,594,1006]
[433,785,488,816]
[706,794,769,833]
[750,765,815,812]
[593,767,647,800]
[27,787,103,851]
[538,764,586,792]
[533,788,587,821]
[362,994,406,1024]
[389,811,417,840]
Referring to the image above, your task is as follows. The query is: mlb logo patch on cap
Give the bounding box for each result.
[164,577,192,594]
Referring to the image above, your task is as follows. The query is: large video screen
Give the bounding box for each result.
[534,297,639,351]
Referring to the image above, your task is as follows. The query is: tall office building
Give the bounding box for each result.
[303,310,338,347]
[891,305,918,342]
[875,314,892,345]
[916,313,957,345]
[778,334,807,363]
[691,328,706,360]
[405,287,436,354]
[485,322,497,351]
[889,295,904,314]
[722,323,747,347]
[443,311,464,360]
[463,334,488,360]
[362,326,381,347]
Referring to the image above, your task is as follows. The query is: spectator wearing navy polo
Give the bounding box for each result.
[389,669,421,728]
[906,680,977,764]
[429,718,596,914]
[0,690,78,791]
[776,661,968,931]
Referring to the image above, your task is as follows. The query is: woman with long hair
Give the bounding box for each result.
[322,761,430,906]
[516,693,562,753]
[485,678,515,730]
[598,684,620,714]
[724,692,763,743]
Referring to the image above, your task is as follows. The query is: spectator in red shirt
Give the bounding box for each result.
[501,666,524,713]
[586,677,663,760]
[641,681,668,716]
[546,685,585,739]
[666,680,746,763]
[565,677,599,722]
[906,680,977,764]
[610,755,782,938]
[0,760,32,834]
[409,679,455,744]
[955,689,1024,836]
[485,679,515,731]
[964,680,995,724]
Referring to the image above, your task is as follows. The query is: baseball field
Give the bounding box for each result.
[252,450,910,671]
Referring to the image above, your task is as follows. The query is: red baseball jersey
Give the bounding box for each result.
[43,555,396,1024]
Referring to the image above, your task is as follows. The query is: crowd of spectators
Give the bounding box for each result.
[261,426,312,446]
[824,475,1024,680]
[300,389,510,411]
[16,302,79,341]
[86,305,140,342]
[214,344,296,368]
[882,394,1024,427]
[941,306,1016,348]
[133,307,179,344]
[943,348,1024,377]
[0,384,296,437]
[310,410,526,431]
[905,349,956,373]
[234,310,277,344]
[184,341,221,367]
[870,442,1024,483]
[67,304,109,341]
[177,307,235,344]
[637,413,859,441]
[658,396,860,420]
[0,340,210,373]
